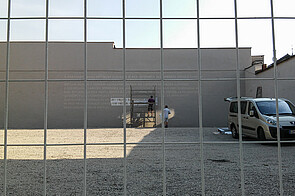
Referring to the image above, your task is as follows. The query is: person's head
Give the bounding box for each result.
[150,96,153,98]
[165,105,168,108]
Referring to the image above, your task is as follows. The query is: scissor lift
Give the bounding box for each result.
[129,86,156,128]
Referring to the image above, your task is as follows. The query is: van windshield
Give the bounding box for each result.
[256,101,294,116]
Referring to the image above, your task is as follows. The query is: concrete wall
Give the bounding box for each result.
[0,42,251,128]
[244,57,295,104]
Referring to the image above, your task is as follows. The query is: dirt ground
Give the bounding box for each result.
[1,128,295,195]
[0,128,155,160]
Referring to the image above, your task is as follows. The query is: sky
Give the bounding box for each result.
[0,0,295,64]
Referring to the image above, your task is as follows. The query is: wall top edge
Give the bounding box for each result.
[0,41,252,50]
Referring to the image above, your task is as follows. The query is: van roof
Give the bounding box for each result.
[254,98,282,102]
[225,97,285,102]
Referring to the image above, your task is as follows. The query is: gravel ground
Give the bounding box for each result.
[0,128,295,195]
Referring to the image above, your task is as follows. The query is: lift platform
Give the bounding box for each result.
[129,86,156,128]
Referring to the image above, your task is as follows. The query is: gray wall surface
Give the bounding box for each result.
[0,42,251,128]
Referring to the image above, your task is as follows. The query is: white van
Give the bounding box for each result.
[225,97,295,140]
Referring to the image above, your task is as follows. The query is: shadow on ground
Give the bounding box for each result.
[1,128,295,195]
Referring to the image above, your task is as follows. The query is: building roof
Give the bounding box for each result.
[255,53,295,74]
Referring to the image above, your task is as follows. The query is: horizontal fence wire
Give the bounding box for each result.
[1,17,295,20]
[1,77,295,83]
[1,1,293,195]
[2,140,295,147]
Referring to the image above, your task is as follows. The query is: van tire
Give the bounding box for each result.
[231,125,238,139]
[257,127,266,141]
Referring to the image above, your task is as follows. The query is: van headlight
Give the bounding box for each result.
[266,118,276,125]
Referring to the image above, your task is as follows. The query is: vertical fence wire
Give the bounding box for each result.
[83,0,88,195]
[43,0,49,195]
[234,1,245,195]
[196,0,205,195]
[122,0,127,195]
[0,1,287,196]
[159,0,166,195]
[270,0,284,195]
[3,0,11,195]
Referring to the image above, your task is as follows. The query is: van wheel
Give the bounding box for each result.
[257,127,266,141]
[231,125,238,139]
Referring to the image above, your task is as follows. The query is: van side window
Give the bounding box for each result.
[286,101,295,114]
[230,102,237,113]
[230,101,247,114]
[241,101,247,114]
[248,102,257,116]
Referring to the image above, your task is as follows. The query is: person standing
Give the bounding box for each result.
[148,96,155,117]
[163,105,171,128]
